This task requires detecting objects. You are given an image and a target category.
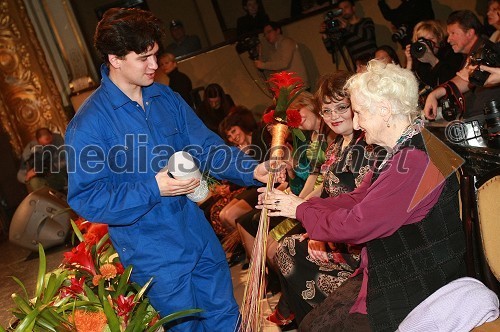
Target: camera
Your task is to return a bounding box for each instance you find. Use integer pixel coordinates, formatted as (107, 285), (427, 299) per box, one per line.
(469, 41), (500, 87)
(483, 99), (500, 149)
(391, 25), (407, 43)
(324, 8), (344, 40)
(410, 38), (433, 59)
(236, 35), (260, 60)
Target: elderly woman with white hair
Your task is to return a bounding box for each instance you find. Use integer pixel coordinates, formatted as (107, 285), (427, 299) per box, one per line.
(258, 59), (466, 331)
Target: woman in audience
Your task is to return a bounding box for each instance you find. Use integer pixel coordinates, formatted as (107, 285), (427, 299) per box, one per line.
(374, 45), (401, 66)
(266, 71), (374, 327)
(258, 60), (466, 331)
(404, 20), (465, 88)
(487, 0), (500, 42)
(196, 83), (234, 134)
(236, 0), (270, 37)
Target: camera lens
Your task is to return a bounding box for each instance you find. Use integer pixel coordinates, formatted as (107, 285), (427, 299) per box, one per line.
(410, 41), (426, 59)
(483, 99), (500, 149)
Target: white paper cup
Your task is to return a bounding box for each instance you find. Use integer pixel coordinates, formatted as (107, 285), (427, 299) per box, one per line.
(167, 151), (209, 202)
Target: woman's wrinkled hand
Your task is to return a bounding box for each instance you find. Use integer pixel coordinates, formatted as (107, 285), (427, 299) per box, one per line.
(256, 187), (305, 218)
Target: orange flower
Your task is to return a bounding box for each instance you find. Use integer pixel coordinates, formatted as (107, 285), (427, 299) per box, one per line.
(92, 274), (103, 286)
(72, 309), (107, 332)
(100, 263), (117, 280)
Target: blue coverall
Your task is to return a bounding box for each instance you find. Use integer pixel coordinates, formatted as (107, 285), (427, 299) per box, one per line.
(65, 65), (261, 331)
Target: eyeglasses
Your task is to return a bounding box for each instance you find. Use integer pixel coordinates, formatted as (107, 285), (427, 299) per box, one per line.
(319, 104), (351, 117)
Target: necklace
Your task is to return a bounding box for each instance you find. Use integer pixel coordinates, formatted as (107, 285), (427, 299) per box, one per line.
(376, 119), (424, 171)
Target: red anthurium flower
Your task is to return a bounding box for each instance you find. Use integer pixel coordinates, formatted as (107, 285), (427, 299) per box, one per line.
(263, 110), (276, 124)
(114, 294), (136, 322)
(286, 109), (302, 128)
(63, 242), (97, 275)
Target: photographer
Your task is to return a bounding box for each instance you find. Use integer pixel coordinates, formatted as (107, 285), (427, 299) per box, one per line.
(17, 127), (66, 193)
(378, 0), (435, 47)
(321, 0), (377, 70)
(254, 21), (309, 88)
(405, 20), (465, 88)
(424, 10), (500, 120)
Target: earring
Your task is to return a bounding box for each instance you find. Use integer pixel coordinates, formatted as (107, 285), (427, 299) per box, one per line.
(386, 121), (390, 128)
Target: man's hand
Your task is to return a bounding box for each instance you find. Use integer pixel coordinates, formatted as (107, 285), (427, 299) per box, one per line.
(253, 160), (286, 184)
(155, 170), (200, 196)
(423, 86), (445, 120)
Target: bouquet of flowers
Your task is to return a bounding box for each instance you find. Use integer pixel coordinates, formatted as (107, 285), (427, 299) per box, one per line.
(262, 71), (307, 145)
(3, 217), (200, 332)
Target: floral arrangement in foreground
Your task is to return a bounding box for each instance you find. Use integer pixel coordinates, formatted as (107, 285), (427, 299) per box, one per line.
(2, 217), (200, 332)
(262, 71), (307, 145)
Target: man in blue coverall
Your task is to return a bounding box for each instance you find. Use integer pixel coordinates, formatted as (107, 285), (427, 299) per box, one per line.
(65, 8), (280, 331)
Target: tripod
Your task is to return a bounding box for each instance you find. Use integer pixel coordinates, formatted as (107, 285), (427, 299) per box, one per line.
(328, 36), (354, 72)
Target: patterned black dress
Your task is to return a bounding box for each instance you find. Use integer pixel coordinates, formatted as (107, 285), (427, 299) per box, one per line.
(274, 131), (373, 324)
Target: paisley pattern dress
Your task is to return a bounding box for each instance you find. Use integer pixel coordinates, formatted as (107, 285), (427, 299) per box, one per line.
(275, 131), (373, 323)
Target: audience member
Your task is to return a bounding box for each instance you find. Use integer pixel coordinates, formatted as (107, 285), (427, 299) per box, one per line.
(17, 127), (66, 193)
(404, 20), (465, 88)
(236, 0), (270, 37)
(377, 0), (435, 47)
(65, 8), (281, 331)
(374, 45), (401, 66)
(487, 0), (500, 42)
(267, 71), (374, 327)
(424, 10), (500, 119)
(196, 83), (235, 134)
(164, 19), (202, 58)
(321, 0), (377, 71)
(254, 21), (309, 88)
(156, 52), (194, 107)
(258, 60), (466, 331)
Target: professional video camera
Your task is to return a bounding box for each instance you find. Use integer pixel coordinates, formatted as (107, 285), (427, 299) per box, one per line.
(323, 7), (344, 40)
(469, 41), (500, 87)
(236, 35), (261, 61)
(410, 37), (434, 59)
(391, 25), (408, 43)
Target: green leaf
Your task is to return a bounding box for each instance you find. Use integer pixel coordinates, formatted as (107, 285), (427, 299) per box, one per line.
(13, 307), (40, 332)
(133, 278), (152, 303)
(146, 309), (203, 332)
(126, 300), (150, 332)
(10, 276), (29, 299)
(114, 265), (133, 298)
(101, 293), (121, 332)
(83, 283), (99, 303)
(96, 233), (110, 253)
(291, 128), (306, 142)
(70, 220), (84, 243)
(11, 293), (33, 315)
(35, 244), (47, 302)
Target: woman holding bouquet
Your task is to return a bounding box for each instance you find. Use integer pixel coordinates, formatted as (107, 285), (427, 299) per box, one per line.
(258, 60), (466, 331)
(265, 71), (375, 328)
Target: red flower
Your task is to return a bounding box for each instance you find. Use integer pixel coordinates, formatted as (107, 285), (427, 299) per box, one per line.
(286, 109), (302, 128)
(263, 110), (276, 124)
(74, 217), (91, 233)
(84, 223), (109, 246)
(114, 294), (136, 322)
(114, 262), (125, 275)
(60, 276), (86, 298)
(63, 242), (97, 275)
(268, 71), (304, 97)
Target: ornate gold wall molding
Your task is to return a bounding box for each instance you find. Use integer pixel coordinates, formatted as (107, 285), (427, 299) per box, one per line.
(0, 0), (68, 157)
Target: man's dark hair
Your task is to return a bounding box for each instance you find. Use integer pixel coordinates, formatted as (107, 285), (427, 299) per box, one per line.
(447, 10), (483, 36)
(94, 8), (165, 63)
(265, 21), (282, 32)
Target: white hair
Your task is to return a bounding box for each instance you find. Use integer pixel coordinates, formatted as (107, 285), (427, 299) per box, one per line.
(345, 59), (420, 121)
